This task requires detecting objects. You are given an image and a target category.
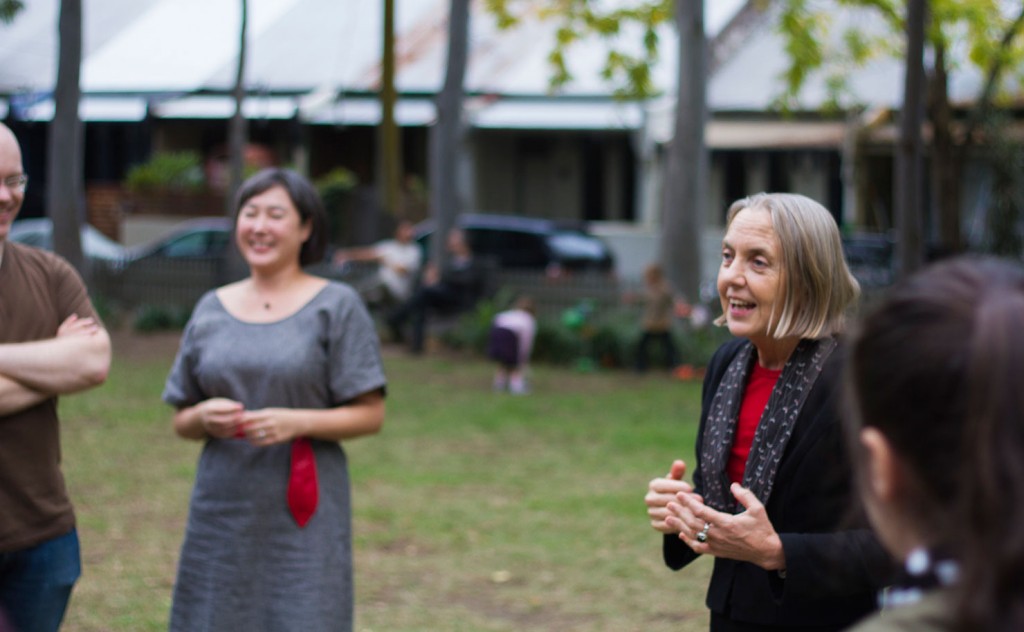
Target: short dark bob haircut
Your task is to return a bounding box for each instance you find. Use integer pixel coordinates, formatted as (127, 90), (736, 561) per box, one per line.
(233, 168), (328, 266)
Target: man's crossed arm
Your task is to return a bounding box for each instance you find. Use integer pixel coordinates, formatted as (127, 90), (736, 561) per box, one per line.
(0, 315), (112, 416)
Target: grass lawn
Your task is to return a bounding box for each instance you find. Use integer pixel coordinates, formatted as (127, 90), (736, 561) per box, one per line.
(58, 332), (713, 631)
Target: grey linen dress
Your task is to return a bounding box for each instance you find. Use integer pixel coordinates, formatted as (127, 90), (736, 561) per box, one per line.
(162, 283), (386, 632)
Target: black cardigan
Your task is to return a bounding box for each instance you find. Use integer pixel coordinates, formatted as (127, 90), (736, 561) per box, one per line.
(664, 338), (892, 629)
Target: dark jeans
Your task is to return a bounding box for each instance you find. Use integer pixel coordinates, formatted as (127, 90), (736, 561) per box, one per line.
(389, 284), (466, 352)
(0, 528), (81, 632)
(635, 330), (678, 372)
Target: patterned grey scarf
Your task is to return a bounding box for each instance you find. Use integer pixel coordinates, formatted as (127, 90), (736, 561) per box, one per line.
(698, 337), (837, 513)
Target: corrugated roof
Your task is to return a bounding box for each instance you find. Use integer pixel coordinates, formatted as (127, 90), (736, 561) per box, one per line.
(1, 0), (743, 100)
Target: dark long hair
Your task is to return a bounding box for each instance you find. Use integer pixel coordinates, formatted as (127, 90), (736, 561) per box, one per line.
(233, 168), (328, 266)
(846, 256), (1024, 632)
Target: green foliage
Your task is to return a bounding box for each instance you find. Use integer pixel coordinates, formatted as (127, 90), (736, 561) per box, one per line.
(777, 0), (827, 110)
(531, 318), (585, 364)
(87, 292), (124, 332)
(776, 0), (1024, 111)
(487, 0), (669, 98)
(123, 151), (205, 193)
(314, 167), (359, 244)
(0, 0), (23, 23)
(315, 166), (358, 195)
(131, 304), (193, 332)
(979, 112), (1024, 257)
(444, 295), (730, 370)
(440, 289), (508, 352)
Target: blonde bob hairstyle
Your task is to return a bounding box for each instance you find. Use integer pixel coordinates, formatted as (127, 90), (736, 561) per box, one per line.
(714, 192), (860, 339)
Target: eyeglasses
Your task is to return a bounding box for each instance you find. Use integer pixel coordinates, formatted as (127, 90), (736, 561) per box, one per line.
(1, 174), (28, 192)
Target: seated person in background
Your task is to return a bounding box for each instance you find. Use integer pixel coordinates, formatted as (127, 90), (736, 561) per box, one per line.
(844, 256), (1024, 632)
(332, 219), (422, 307)
(388, 228), (483, 353)
(487, 296), (537, 394)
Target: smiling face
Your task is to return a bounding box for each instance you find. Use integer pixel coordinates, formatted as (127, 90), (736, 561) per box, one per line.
(717, 207), (785, 349)
(0, 125), (25, 243)
(235, 185), (311, 273)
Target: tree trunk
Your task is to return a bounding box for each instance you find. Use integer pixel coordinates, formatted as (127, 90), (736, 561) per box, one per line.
(47, 0), (84, 276)
(227, 0), (248, 214)
(220, 0), (249, 283)
(429, 0), (469, 271)
(948, 4), (1024, 254)
(660, 0), (707, 302)
(894, 0), (926, 277)
(379, 0), (402, 219)
(927, 41), (959, 257)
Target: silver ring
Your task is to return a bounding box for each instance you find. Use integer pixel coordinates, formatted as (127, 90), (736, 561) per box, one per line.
(257, 429), (266, 439)
(696, 522), (711, 543)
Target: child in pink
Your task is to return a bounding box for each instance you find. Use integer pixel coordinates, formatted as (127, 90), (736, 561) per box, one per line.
(487, 296), (537, 394)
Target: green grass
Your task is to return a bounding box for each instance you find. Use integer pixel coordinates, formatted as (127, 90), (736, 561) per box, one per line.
(59, 334), (713, 631)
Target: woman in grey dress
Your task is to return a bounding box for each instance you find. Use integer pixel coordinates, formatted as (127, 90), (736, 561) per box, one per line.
(163, 168), (386, 631)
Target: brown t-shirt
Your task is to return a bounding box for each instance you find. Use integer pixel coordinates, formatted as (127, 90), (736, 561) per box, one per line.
(0, 241), (99, 552)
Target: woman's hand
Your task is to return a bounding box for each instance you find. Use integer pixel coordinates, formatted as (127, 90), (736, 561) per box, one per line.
(194, 397), (245, 439)
(667, 482), (786, 571)
(242, 408), (302, 446)
(646, 460), (703, 534)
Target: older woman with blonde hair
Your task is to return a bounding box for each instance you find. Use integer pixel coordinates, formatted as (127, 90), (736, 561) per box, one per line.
(644, 193), (891, 631)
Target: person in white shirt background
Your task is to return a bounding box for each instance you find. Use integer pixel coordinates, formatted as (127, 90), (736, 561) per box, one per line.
(333, 219), (422, 308)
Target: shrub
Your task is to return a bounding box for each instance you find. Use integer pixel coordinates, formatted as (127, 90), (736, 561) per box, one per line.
(440, 287), (517, 353)
(124, 151), (205, 193)
(444, 297), (732, 371)
(89, 292), (123, 331)
(315, 168), (359, 245)
(132, 304), (192, 333)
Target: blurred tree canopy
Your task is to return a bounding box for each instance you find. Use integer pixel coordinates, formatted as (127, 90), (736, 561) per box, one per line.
(777, 0), (1024, 258)
(0, 0), (23, 23)
(484, 0), (671, 99)
(486, 0), (1024, 264)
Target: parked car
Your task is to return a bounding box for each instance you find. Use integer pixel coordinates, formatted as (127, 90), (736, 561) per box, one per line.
(126, 217), (233, 262)
(414, 213), (616, 277)
(9, 217), (127, 265)
(842, 232), (894, 289)
(105, 217), (237, 308)
(105, 217), (379, 309)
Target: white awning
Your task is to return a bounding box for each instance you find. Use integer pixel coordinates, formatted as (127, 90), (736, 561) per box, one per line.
(706, 120), (848, 149)
(305, 98), (436, 126)
(14, 96), (149, 122)
(151, 95), (299, 120)
(470, 99), (643, 130)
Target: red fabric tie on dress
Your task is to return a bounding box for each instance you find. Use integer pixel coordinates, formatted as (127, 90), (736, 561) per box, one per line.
(287, 437), (319, 527)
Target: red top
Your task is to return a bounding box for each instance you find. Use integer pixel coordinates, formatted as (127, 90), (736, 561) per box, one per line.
(726, 363), (783, 486)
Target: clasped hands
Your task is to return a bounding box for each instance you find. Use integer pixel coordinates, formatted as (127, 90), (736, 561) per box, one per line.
(194, 398), (299, 446)
(645, 459), (786, 571)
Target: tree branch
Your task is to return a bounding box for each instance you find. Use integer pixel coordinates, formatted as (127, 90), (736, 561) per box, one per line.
(960, 4), (1024, 145)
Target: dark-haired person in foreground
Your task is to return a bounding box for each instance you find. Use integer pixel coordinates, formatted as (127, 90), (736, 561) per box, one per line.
(844, 256), (1024, 632)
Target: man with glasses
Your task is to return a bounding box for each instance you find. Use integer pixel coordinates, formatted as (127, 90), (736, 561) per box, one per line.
(0, 122), (111, 632)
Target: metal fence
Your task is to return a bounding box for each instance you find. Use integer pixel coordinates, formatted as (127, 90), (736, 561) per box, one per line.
(91, 257), (638, 323)
(490, 270), (640, 319)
